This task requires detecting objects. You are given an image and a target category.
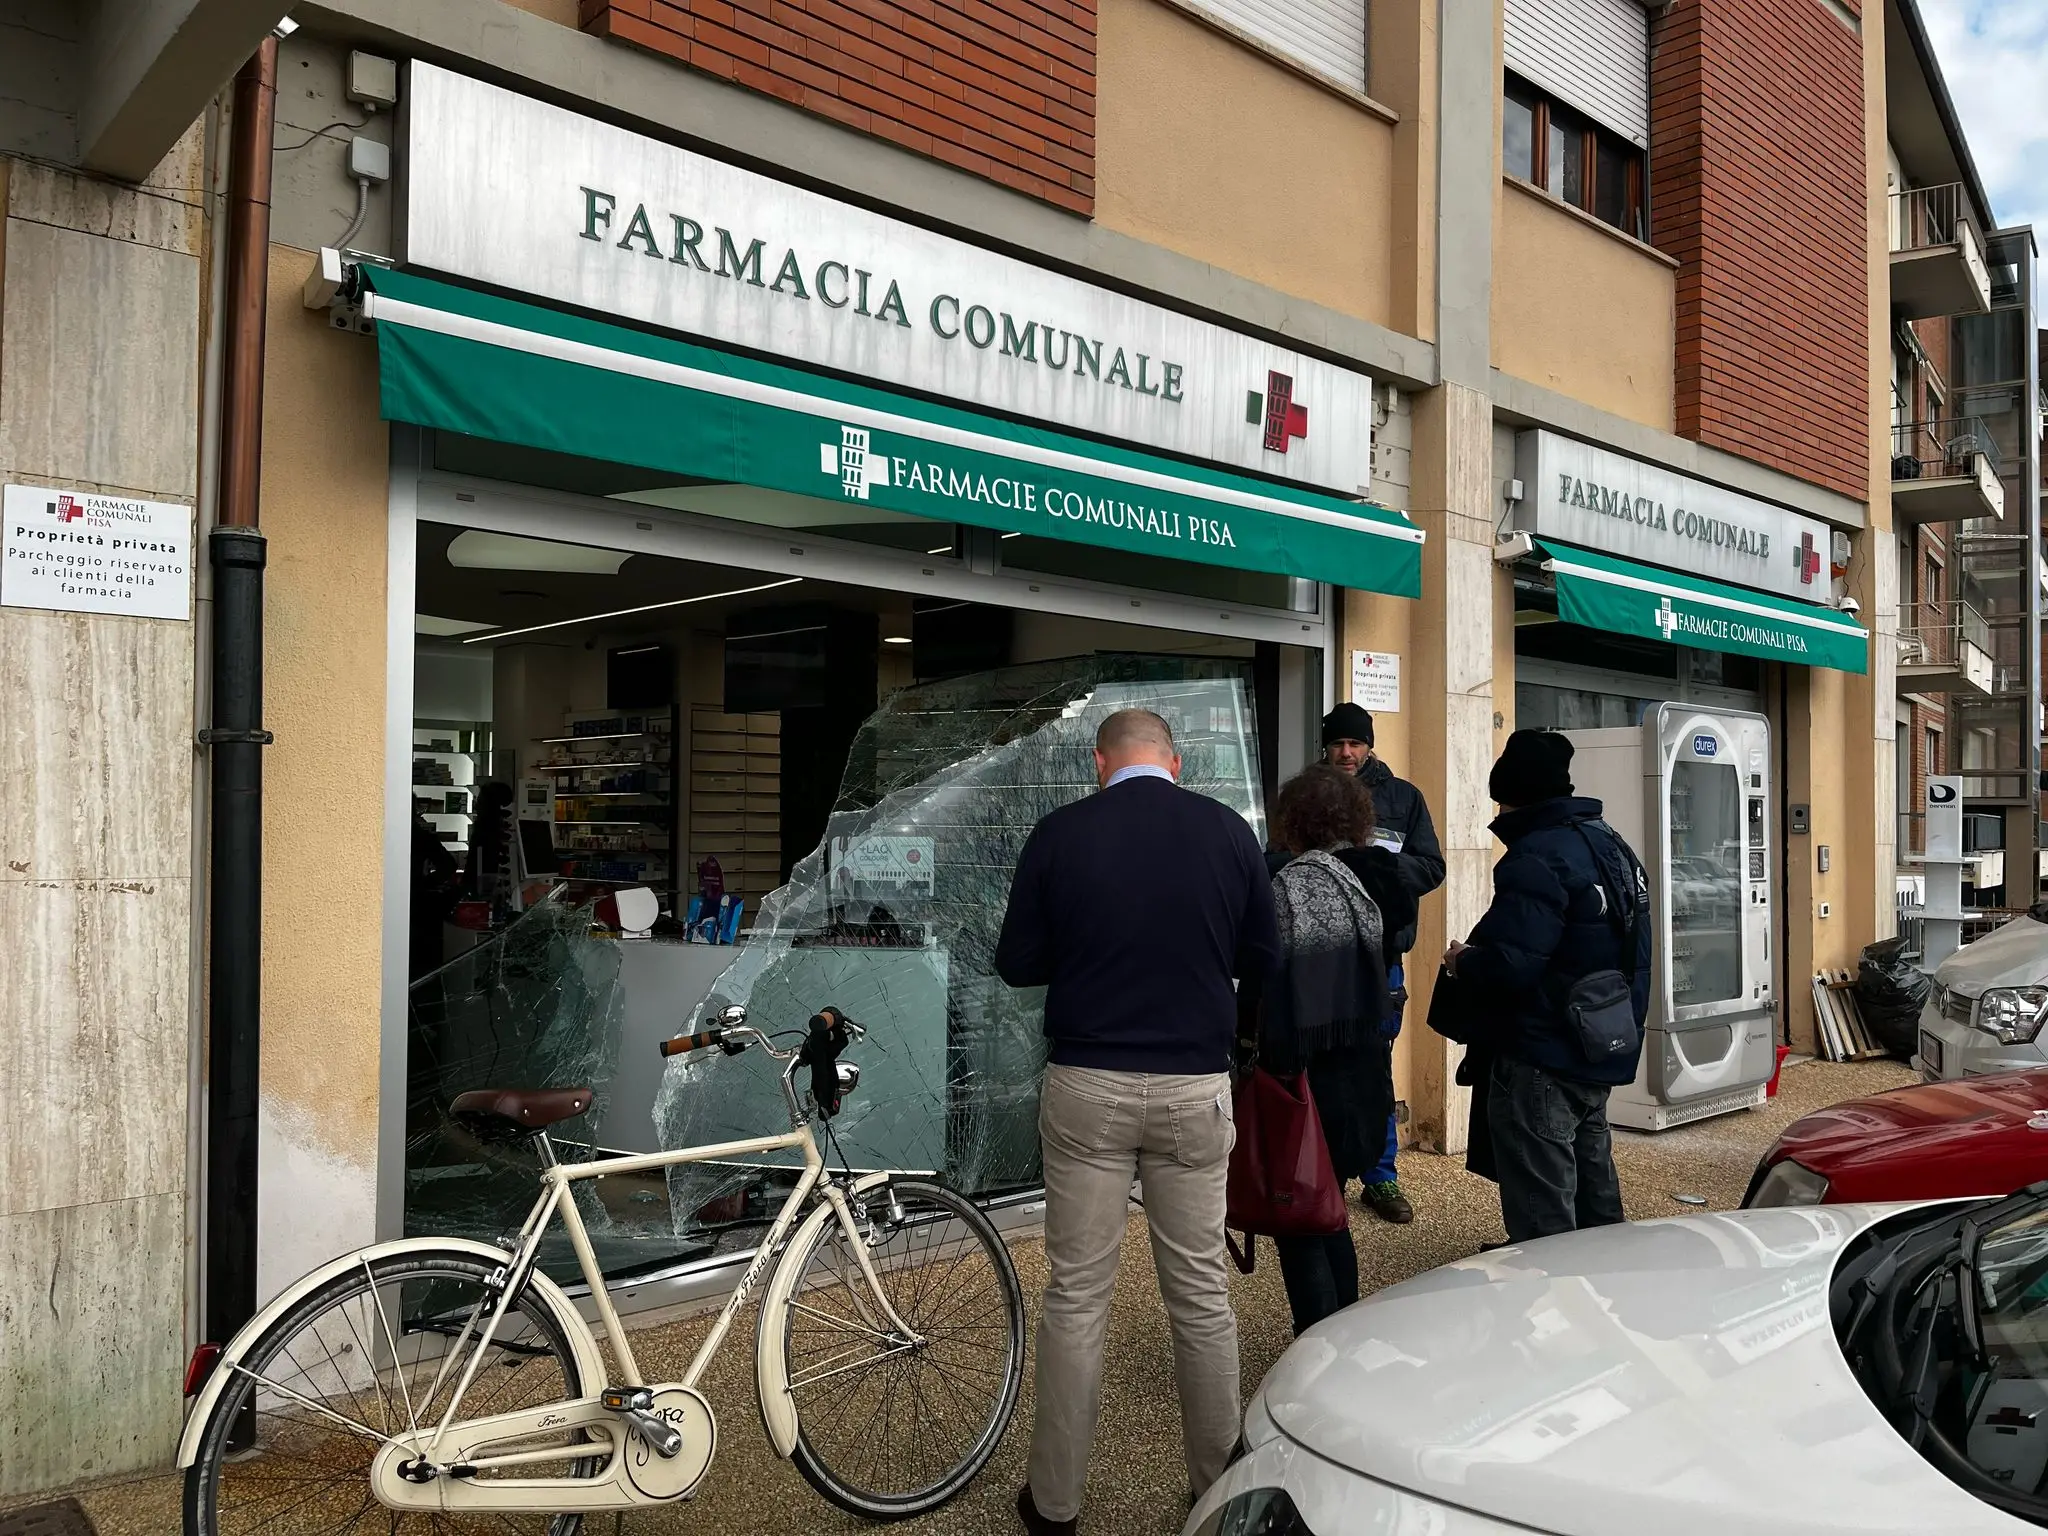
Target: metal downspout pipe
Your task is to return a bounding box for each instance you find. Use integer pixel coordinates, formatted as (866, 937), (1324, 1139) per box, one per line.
(201, 34), (277, 1373)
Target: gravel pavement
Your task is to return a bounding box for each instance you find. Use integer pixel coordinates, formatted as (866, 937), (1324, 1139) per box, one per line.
(41, 1055), (1914, 1536)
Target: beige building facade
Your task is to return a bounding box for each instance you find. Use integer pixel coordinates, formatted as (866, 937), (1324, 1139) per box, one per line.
(3, 0), (1987, 1499)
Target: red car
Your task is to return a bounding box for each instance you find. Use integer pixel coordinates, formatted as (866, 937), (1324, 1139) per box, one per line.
(1742, 1067), (2048, 1207)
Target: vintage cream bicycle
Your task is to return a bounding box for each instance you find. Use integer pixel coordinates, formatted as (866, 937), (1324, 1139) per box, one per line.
(178, 1005), (1025, 1533)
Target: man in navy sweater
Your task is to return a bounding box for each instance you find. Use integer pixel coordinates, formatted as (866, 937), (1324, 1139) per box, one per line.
(997, 707), (1279, 1536)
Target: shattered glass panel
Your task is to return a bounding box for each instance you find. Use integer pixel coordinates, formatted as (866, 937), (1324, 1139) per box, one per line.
(654, 653), (1264, 1260)
(404, 654), (1266, 1283)
(406, 897), (687, 1282)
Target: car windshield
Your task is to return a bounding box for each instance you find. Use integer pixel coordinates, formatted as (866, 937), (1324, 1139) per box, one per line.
(1834, 1189), (2048, 1524)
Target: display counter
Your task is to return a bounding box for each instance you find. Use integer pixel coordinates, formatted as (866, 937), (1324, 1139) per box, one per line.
(600, 938), (744, 1153)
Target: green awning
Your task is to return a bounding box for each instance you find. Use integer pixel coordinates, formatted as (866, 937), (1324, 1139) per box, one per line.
(359, 269), (1423, 597)
(1539, 540), (1869, 674)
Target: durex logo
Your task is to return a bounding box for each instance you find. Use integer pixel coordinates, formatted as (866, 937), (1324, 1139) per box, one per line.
(1692, 735), (1718, 758)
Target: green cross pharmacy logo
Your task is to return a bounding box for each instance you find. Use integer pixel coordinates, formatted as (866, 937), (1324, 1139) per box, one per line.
(1655, 596), (1680, 639)
(819, 424), (887, 501)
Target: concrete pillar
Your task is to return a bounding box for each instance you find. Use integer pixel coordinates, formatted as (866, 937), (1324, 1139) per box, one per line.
(1400, 0), (1500, 1153)
(1405, 383), (1503, 1151)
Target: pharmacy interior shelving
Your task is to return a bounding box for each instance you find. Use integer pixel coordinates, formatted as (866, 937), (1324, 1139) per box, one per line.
(412, 718), (494, 856)
(539, 705), (677, 895)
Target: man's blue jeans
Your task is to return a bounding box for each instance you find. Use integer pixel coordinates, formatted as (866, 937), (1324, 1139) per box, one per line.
(1372, 965), (1404, 1185)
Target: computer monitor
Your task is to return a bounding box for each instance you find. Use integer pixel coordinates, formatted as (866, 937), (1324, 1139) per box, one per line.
(517, 818), (559, 878)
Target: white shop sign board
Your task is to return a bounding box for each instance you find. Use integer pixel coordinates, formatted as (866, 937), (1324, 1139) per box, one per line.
(401, 63), (1374, 496)
(1351, 649), (1400, 712)
(1513, 430), (1834, 602)
(2, 483), (192, 620)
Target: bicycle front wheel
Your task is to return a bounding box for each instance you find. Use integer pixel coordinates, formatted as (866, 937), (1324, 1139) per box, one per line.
(773, 1176), (1025, 1520)
(184, 1247), (596, 1536)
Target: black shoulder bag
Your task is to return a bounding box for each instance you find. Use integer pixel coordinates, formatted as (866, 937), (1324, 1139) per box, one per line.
(1563, 824), (1646, 1067)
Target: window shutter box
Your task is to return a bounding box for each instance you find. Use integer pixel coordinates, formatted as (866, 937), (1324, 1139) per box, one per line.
(1505, 0), (1650, 148)
(1185, 0), (1367, 94)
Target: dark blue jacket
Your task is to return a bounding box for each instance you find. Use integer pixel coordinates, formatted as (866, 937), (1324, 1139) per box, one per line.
(1455, 796), (1652, 1086)
(995, 774), (1280, 1075)
(1358, 759), (1445, 959)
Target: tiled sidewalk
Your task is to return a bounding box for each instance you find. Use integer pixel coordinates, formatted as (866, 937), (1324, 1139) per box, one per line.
(29, 1057), (1912, 1536)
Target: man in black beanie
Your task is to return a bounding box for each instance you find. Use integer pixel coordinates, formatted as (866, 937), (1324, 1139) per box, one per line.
(1443, 729), (1651, 1243)
(1314, 701), (1444, 1225)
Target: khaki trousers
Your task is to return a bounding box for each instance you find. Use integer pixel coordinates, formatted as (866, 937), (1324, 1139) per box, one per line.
(1028, 1064), (1239, 1523)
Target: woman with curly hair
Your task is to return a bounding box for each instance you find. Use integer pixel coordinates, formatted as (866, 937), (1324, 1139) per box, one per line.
(1254, 763), (1409, 1334)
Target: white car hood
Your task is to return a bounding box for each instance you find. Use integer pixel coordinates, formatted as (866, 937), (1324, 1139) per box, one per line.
(1260, 1206), (2011, 1536)
(1936, 914), (2048, 995)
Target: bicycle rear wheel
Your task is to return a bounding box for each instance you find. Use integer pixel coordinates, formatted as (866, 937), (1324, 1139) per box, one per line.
(773, 1177), (1024, 1520)
(184, 1248), (596, 1536)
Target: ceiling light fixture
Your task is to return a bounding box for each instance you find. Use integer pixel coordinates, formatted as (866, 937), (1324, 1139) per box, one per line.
(882, 635), (913, 645)
(446, 530), (631, 575)
(463, 576), (803, 644)
(415, 614), (495, 637)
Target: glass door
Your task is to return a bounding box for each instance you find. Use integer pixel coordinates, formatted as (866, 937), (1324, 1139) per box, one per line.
(1667, 755), (1745, 1007)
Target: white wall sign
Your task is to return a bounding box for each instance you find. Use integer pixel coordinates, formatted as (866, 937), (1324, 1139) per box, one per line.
(830, 835), (937, 898)
(2, 483), (192, 620)
(1513, 431), (1834, 602)
(1350, 649), (1401, 712)
(1925, 775), (1963, 861)
(400, 63), (1374, 496)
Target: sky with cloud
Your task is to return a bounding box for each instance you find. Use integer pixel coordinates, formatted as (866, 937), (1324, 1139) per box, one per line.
(1919, 0), (2048, 235)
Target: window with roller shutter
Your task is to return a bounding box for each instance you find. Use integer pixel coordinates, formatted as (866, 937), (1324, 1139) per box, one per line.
(1500, 0), (1652, 241)
(1503, 0), (1650, 148)
(1178, 0), (1369, 94)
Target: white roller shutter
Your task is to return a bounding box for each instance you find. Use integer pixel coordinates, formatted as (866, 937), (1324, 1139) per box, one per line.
(1504, 0), (1650, 148)
(1183, 0), (1368, 93)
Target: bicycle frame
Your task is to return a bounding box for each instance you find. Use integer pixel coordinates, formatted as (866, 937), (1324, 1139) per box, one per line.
(407, 1041), (921, 1482)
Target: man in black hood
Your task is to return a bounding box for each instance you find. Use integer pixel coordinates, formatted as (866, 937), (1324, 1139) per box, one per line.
(1444, 729), (1651, 1243)
(1316, 701), (1444, 1224)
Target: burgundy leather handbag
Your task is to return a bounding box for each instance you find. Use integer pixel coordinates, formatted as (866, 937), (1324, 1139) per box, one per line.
(1224, 1066), (1346, 1274)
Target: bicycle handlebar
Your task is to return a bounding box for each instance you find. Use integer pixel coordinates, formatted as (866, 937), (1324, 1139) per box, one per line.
(657, 1009), (866, 1061)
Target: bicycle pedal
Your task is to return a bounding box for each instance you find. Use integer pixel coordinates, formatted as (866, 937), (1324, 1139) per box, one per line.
(600, 1385), (654, 1413)
(624, 1409), (684, 1460)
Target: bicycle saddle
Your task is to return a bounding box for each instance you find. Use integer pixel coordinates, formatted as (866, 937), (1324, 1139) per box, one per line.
(449, 1087), (593, 1135)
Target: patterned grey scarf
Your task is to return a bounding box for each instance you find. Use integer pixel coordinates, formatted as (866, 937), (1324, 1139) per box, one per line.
(1269, 849), (1385, 1060)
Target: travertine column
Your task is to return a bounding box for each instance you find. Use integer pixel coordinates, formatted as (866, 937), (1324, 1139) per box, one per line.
(1404, 383), (1499, 1152)
(0, 132), (207, 1493)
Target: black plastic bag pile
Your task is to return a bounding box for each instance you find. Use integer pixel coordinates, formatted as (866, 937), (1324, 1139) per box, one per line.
(1856, 935), (1930, 1058)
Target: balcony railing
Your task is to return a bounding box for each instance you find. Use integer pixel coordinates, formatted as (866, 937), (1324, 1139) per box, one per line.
(1892, 415), (2007, 523)
(1892, 182), (1975, 253)
(1894, 414), (1994, 478)
(1890, 182), (1993, 318)
(1898, 598), (1992, 663)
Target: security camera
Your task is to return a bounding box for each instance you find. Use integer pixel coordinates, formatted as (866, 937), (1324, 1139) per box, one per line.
(1839, 597), (1861, 615)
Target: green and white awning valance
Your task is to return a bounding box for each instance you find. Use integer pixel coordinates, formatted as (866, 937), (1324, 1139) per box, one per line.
(1539, 540), (1869, 674)
(359, 269), (1423, 597)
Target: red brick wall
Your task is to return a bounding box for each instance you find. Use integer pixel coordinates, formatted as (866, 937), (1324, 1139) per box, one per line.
(580, 0), (1097, 214)
(1650, 0), (1869, 500)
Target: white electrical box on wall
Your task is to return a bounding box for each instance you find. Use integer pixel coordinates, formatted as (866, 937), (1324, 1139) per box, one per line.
(347, 51), (400, 110)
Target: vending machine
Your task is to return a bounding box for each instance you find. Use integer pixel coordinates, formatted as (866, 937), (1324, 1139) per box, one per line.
(1566, 706), (1778, 1131)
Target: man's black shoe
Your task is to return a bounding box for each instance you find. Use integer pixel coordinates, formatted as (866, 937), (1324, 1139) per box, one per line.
(1364, 1179), (1415, 1224)
(1018, 1484), (1077, 1536)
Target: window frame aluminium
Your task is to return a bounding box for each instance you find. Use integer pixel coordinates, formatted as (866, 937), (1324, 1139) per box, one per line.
(1503, 71), (1647, 241)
